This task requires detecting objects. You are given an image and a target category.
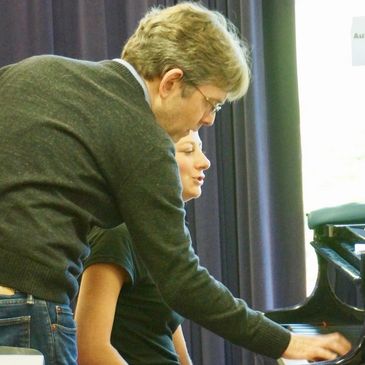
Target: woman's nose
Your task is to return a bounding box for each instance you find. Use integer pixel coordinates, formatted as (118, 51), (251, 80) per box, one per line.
(198, 152), (210, 170)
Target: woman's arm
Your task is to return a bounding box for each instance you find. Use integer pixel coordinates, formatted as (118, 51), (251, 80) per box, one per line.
(75, 262), (130, 365)
(173, 325), (193, 365)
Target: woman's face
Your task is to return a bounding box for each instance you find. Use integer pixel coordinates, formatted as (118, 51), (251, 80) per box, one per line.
(175, 131), (210, 202)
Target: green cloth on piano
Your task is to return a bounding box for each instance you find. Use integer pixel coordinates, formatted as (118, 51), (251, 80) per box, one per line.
(307, 202), (365, 229)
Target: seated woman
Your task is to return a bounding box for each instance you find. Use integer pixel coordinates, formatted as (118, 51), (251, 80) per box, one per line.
(75, 130), (210, 365)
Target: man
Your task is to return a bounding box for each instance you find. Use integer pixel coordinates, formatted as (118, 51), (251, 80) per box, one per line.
(0, 2), (350, 364)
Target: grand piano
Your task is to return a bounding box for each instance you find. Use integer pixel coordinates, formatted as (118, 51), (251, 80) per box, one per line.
(265, 203), (365, 365)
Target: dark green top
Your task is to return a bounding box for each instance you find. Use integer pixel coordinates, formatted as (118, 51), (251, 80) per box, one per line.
(85, 224), (184, 364)
(0, 55), (290, 358)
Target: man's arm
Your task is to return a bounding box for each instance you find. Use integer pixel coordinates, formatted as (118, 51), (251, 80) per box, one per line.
(119, 143), (290, 357)
(110, 122), (350, 360)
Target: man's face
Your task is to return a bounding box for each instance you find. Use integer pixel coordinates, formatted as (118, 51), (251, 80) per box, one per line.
(154, 81), (227, 142)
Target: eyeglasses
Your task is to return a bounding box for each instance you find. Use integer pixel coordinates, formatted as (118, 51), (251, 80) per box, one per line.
(192, 84), (224, 115)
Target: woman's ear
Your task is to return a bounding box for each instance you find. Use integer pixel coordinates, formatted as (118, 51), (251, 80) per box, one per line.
(158, 68), (184, 98)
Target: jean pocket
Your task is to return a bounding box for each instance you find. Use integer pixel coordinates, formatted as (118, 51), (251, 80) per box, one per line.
(52, 305), (77, 365)
(54, 305), (76, 334)
(0, 315), (30, 348)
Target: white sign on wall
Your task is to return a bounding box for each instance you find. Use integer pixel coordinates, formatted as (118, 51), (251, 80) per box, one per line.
(352, 16), (365, 65)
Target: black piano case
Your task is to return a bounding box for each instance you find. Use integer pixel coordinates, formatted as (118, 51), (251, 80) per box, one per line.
(266, 202), (365, 365)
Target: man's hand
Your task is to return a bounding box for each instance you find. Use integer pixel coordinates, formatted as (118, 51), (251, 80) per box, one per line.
(282, 332), (352, 361)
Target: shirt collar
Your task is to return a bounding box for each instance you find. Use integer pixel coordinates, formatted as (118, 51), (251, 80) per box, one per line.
(113, 58), (151, 107)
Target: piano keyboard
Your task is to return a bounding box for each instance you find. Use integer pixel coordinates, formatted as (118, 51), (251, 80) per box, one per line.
(277, 324), (364, 365)
(281, 323), (363, 346)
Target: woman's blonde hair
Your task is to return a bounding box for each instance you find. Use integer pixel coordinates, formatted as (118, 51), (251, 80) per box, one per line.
(122, 2), (250, 101)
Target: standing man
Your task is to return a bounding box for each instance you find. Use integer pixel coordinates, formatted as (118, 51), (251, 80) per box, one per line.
(0, 2), (350, 364)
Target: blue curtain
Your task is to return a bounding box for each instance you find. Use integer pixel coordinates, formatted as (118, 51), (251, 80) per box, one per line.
(0, 1), (305, 364)
(185, 1), (305, 364)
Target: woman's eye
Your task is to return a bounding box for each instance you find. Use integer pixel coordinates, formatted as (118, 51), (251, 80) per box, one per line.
(178, 149), (193, 154)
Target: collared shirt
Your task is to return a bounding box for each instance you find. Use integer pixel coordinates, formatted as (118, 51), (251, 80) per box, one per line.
(113, 58), (151, 106)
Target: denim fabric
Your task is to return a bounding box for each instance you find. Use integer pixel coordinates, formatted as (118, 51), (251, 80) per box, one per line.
(0, 292), (77, 365)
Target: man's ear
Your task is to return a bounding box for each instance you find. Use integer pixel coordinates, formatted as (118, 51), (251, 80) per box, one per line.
(159, 68), (184, 98)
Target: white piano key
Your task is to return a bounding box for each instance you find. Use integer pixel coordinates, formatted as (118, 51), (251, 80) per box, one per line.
(277, 359), (309, 365)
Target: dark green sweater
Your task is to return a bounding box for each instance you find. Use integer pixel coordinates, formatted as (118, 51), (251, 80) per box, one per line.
(0, 55), (290, 358)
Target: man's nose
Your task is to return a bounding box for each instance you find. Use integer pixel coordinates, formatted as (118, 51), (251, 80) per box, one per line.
(200, 112), (216, 127)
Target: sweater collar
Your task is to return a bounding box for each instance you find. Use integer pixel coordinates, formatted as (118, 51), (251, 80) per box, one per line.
(113, 59), (151, 107)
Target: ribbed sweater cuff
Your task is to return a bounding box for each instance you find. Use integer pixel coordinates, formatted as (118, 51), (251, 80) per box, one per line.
(250, 317), (291, 359)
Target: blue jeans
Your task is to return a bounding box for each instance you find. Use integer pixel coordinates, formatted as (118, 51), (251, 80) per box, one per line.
(0, 291), (77, 365)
